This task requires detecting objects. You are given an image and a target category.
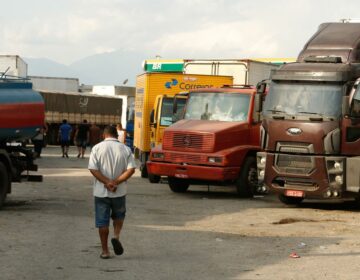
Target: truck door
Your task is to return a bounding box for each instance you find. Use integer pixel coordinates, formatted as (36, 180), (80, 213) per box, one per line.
(343, 82), (360, 155)
(344, 83), (360, 191)
(150, 95), (162, 149)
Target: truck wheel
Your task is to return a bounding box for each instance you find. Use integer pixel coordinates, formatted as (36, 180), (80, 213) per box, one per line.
(0, 162), (10, 209)
(236, 156), (258, 197)
(141, 164), (148, 178)
(278, 194), (304, 205)
(168, 177), (189, 193)
(148, 173), (161, 183)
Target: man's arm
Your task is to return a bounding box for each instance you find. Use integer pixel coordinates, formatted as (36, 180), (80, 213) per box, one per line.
(113, 168), (135, 185)
(89, 169), (116, 192)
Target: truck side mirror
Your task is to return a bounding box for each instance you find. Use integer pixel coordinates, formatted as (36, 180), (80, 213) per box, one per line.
(256, 81), (266, 94)
(252, 93), (263, 123)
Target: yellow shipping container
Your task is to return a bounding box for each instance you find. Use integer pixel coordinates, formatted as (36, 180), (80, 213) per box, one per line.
(134, 72), (233, 176)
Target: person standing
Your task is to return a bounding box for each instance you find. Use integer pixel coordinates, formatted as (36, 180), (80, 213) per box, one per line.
(32, 123), (48, 158)
(75, 119), (90, 158)
(116, 123), (126, 144)
(89, 123), (102, 149)
(88, 125), (136, 259)
(58, 119), (72, 158)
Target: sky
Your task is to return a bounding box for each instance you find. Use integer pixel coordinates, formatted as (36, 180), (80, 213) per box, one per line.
(0, 0), (359, 65)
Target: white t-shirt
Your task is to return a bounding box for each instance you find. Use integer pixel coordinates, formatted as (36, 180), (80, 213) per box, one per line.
(88, 138), (136, 198)
(117, 130), (125, 143)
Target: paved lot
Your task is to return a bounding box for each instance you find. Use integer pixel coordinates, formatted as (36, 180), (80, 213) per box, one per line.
(1, 146), (360, 280)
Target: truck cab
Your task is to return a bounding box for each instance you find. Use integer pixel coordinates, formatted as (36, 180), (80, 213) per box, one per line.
(147, 86), (263, 196)
(150, 94), (187, 149)
(257, 22), (360, 204)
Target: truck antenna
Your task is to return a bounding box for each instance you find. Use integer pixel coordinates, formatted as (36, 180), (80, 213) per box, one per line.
(0, 66), (10, 78)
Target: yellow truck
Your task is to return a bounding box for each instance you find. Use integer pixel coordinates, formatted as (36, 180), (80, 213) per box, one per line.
(150, 94), (187, 149)
(134, 72), (233, 177)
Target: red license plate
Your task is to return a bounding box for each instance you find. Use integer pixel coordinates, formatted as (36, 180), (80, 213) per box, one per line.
(285, 190), (304, 197)
(175, 173), (189, 179)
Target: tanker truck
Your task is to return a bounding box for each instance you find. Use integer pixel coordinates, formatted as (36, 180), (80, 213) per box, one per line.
(0, 77), (44, 208)
(256, 22), (360, 205)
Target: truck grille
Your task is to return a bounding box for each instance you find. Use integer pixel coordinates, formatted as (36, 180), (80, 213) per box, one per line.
(163, 132), (214, 152)
(275, 154), (314, 175)
(164, 153), (204, 163)
(276, 142), (314, 154)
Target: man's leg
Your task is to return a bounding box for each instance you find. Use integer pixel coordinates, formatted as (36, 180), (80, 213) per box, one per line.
(77, 144), (81, 157)
(81, 145), (86, 158)
(113, 219), (124, 239)
(61, 144), (65, 157)
(65, 144), (69, 157)
(110, 196), (126, 255)
(99, 227), (110, 256)
(95, 197), (111, 258)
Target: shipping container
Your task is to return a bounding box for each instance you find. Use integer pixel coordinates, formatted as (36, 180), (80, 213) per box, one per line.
(29, 76), (79, 93)
(0, 55), (27, 78)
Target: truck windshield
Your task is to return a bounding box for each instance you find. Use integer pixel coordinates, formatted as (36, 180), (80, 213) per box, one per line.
(264, 82), (343, 119)
(160, 97), (186, 126)
(184, 92), (250, 122)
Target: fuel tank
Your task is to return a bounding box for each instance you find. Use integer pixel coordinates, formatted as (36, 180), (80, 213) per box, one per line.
(0, 80), (44, 143)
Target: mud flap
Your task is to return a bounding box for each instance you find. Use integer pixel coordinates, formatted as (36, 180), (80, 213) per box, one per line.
(346, 157), (360, 192)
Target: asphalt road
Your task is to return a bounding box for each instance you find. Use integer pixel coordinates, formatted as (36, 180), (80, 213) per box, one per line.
(1, 146), (360, 280)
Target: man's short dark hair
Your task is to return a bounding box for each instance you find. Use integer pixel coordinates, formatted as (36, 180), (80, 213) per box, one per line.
(103, 125), (118, 137)
(62, 119), (67, 124)
(83, 119), (88, 123)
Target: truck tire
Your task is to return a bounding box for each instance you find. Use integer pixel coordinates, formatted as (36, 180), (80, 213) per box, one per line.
(278, 194), (304, 205)
(148, 173), (161, 184)
(141, 164), (148, 178)
(168, 177), (189, 193)
(0, 162), (10, 209)
(236, 156), (258, 197)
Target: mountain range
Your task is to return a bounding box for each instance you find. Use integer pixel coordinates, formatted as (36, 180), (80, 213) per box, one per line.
(24, 50), (149, 86)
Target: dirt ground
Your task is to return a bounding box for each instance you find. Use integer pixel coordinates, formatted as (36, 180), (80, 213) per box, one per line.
(1, 146), (360, 280)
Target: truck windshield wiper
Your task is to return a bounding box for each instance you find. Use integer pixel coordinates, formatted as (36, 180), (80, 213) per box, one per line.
(266, 109), (287, 114)
(297, 111), (325, 121)
(297, 111), (322, 116)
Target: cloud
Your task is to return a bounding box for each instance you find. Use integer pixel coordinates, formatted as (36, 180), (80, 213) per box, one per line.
(151, 20), (279, 59)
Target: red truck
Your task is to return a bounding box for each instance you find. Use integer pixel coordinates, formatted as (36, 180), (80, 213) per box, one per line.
(147, 86), (264, 196)
(256, 22), (360, 205)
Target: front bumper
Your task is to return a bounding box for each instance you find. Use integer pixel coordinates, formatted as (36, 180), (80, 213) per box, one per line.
(147, 161), (240, 181)
(257, 152), (349, 199)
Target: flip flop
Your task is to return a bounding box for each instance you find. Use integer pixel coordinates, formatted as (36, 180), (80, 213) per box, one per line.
(100, 253), (110, 259)
(111, 238), (124, 255)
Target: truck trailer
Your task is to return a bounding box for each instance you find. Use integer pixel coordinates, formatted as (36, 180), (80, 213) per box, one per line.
(39, 91), (122, 144)
(0, 77), (44, 208)
(256, 22), (360, 204)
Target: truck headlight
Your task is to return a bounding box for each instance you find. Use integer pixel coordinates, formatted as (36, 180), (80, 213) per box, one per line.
(335, 175), (343, 185)
(259, 170), (265, 179)
(208, 157), (223, 163)
(334, 161), (341, 170)
(152, 152), (164, 159)
(260, 157), (266, 165)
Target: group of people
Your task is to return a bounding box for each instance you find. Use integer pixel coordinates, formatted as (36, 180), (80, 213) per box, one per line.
(58, 119), (126, 158)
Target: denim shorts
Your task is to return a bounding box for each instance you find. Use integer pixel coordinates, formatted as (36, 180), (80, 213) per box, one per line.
(95, 196), (126, 228)
(76, 139), (87, 148)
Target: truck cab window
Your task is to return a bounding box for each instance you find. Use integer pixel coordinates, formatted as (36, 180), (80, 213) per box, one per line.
(185, 92), (250, 122)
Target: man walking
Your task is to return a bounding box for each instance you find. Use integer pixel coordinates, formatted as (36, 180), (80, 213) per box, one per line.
(75, 119), (90, 158)
(88, 125), (136, 259)
(58, 119), (72, 158)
